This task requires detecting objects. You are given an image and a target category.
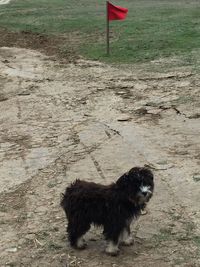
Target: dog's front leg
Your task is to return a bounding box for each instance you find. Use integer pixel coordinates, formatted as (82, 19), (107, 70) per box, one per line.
(76, 236), (87, 249)
(105, 241), (119, 256)
(104, 226), (120, 256)
(120, 219), (134, 246)
(120, 227), (134, 246)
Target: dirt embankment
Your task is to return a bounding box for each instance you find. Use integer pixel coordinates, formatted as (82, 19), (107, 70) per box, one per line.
(0, 28), (78, 63)
(0, 37), (200, 267)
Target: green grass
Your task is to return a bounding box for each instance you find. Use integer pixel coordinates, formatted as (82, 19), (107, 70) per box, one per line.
(0, 0), (200, 64)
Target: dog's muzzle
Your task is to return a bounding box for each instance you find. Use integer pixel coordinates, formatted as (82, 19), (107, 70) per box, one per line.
(138, 185), (153, 203)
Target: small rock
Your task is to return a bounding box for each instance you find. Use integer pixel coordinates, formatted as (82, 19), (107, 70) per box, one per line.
(6, 247), (18, 253)
(193, 174), (200, 182)
(0, 94), (8, 102)
(156, 160), (168, 165)
(147, 108), (162, 115)
(18, 91), (31, 96)
(116, 91), (126, 95)
(25, 234), (35, 240)
(135, 107), (148, 115)
(188, 113), (200, 119)
(141, 208), (148, 215)
(2, 59), (9, 63)
(117, 115), (132, 121)
(145, 162), (174, 170)
(27, 212), (33, 218)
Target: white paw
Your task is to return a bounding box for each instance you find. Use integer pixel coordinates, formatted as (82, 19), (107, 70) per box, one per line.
(105, 242), (119, 256)
(121, 237), (134, 246)
(76, 237), (87, 249)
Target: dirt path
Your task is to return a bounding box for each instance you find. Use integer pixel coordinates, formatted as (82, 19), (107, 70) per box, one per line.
(0, 47), (199, 267)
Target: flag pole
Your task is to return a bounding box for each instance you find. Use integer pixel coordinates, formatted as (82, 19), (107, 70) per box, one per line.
(106, 1), (110, 55)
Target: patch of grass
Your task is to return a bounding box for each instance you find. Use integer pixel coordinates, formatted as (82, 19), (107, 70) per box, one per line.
(47, 182), (57, 188)
(0, 204), (7, 212)
(153, 227), (173, 244)
(185, 221), (196, 234)
(173, 258), (185, 266)
(36, 230), (49, 240)
(193, 173), (200, 182)
(170, 213), (182, 221)
(0, 0), (200, 64)
(172, 95), (196, 105)
(48, 241), (63, 250)
(193, 236), (200, 247)
(153, 221), (197, 244)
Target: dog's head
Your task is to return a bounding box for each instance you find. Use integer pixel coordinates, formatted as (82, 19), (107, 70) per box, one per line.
(116, 167), (154, 205)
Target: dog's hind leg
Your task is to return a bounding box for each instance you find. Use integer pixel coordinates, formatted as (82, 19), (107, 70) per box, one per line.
(67, 220), (90, 249)
(104, 225), (122, 256)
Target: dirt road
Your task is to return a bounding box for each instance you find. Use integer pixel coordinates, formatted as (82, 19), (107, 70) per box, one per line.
(0, 47), (199, 266)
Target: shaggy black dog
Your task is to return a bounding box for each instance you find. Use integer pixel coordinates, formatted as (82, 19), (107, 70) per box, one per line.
(61, 167), (154, 256)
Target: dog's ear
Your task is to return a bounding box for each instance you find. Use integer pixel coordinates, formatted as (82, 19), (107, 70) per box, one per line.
(117, 167), (153, 186)
(116, 173), (130, 189)
(125, 167), (143, 182)
(116, 167), (139, 188)
(140, 167), (154, 180)
(128, 167), (153, 180)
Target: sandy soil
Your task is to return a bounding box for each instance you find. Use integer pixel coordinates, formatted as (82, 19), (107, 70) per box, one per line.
(0, 46), (200, 267)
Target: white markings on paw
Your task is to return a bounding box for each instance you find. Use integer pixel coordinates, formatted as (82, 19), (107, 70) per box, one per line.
(122, 236), (134, 246)
(105, 241), (119, 256)
(76, 237), (86, 249)
(120, 228), (134, 246)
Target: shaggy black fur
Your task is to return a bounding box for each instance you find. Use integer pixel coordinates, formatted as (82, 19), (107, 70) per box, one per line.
(61, 166), (154, 255)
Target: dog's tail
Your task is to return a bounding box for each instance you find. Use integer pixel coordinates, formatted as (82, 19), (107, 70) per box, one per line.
(60, 179), (81, 209)
(60, 189), (71, 219)
(60, 193), (65, 208)
(60, 187), (72, 208)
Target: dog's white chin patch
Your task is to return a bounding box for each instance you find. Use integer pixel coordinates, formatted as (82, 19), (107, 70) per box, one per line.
(140, 186), (152, 199)
(140, 185), (151, 193)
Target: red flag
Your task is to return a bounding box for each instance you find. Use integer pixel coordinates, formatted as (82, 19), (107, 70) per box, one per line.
(107, 1), (128, 21)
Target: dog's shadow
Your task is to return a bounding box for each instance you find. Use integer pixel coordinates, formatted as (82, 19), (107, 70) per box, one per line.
(66, 227), (150, 261)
